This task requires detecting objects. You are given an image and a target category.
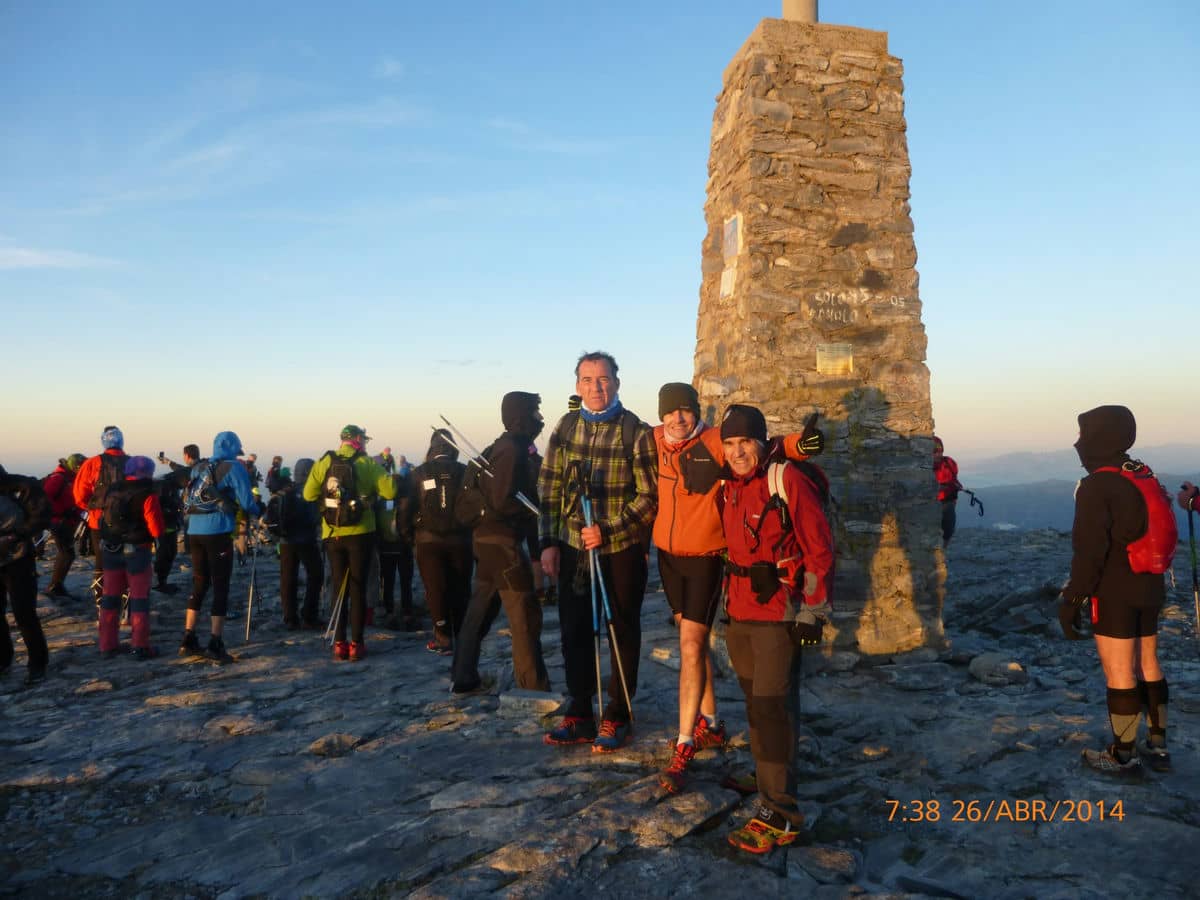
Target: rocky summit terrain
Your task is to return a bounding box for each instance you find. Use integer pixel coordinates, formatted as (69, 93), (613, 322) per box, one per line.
(2, 528), (1198, 898)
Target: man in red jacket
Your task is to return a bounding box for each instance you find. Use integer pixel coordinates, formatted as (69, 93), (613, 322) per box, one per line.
(653, 384), (825, 794)
(97, 455), (166, 659)
(73, 426), (129, 602)
(43, 453), (85, 599)
(933, 436), (962, 545)
(719, 404), (834, 855)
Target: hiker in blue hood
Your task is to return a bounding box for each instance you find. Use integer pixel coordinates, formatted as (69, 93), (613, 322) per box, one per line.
(180, 431), (262, 663)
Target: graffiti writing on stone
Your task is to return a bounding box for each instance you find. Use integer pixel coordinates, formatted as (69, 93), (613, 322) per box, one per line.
(804, 289), (910, 327)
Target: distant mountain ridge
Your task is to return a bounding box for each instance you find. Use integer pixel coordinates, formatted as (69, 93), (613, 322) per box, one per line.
(959, 443), (1200, 487)
(956, 470), (1200, 533)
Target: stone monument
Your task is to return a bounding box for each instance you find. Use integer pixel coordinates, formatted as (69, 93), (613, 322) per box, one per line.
(695, 3), (945, 654)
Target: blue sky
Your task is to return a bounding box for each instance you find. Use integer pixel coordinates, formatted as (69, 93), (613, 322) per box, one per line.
(2, 1), (1197, 477)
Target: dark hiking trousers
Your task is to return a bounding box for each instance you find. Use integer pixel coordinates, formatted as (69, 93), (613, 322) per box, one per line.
(280, 540), (323, 625)
(557, 543), (646, 722)
(379, 541), (415, 612)
(154, 530), (178, 584)
(415, 535), (472, 643)
(452, 535), (549, 691)
(326, 532), (375, 644)
(726, 619), (804, 828)
(0, 555), (49, 673)
(49, 520), (77, 588)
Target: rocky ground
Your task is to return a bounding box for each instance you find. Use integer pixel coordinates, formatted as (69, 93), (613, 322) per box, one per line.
(2, 528), (1198, 898)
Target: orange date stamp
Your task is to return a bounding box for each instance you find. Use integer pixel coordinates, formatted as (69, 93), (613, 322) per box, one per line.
(885, 798), (1125, 823)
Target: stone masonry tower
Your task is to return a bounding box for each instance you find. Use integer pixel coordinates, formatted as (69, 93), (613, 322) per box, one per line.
(695, 3), (945, 654)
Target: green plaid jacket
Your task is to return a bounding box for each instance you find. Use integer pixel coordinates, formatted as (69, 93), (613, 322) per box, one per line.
(537, 409), (658, 555)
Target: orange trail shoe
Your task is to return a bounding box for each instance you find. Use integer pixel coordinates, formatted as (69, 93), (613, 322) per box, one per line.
(692, 714), (727, 750)
(727, 806), (801, 855)
(332, 640), (350, 661)
(659, 741), (697, 794)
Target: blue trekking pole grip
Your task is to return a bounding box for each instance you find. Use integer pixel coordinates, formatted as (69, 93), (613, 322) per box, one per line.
(581, 496), (605, 722)
(580, 495), (635, 722)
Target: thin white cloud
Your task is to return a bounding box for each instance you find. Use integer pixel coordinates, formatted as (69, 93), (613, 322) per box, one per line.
(0, 246), (119, 270)
(294, 97), (423, 128)
(374, 56), (405, 80)
(486, 117), (623, 155)
(487, 117), (531, 135)
(165, 140), (243, 173)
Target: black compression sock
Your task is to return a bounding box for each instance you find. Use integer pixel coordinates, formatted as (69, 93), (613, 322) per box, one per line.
(1106, 686), (1141, 759)
(1141, 679), (1168, 745)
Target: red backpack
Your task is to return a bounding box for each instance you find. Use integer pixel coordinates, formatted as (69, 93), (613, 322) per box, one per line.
(1095, 462), (1178, 574)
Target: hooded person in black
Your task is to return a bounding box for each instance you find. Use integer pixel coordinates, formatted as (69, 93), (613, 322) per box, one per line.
(413, 429), (473, 655)
(0, 464), (51, 684)
(450, 392), (551, 694)
(1062, 405), (1171, 774)
(277, 458), (324, 629)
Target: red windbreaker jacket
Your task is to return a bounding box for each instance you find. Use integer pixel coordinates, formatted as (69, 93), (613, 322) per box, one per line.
(721, 461), (834, 622)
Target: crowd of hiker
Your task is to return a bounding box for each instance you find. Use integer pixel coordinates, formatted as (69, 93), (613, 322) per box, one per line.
(0, 358), (1191, 854)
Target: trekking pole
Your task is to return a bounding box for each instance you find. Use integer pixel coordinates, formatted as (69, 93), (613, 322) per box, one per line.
(1188, 505), (1199, 637)
(586, 527), (606, 725)
(962, 488), (985, 517)
(436, 419), (539, 515)
(324, 569), (350, 645)
(244, 540), (257, 642)
(581, 495), (634, 722)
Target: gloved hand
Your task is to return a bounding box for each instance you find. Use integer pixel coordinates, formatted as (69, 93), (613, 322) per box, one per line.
(790, 601), (830, 646)
(1178, 482), (1199, 512)
(798, 422), (824, 456)
(1058, 593), (1089, 640)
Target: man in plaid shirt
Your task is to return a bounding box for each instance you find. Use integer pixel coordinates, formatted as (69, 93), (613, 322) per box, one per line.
(539, 351), (658, 752)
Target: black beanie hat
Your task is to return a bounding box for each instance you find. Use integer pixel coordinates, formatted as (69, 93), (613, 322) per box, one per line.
(719, 404), (767, 443)
(658, 382), (700, 420)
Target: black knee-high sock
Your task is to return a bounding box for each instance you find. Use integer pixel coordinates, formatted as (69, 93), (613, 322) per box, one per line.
(1106, 687), (1141, 759)
(1138, 679), (1168, 745)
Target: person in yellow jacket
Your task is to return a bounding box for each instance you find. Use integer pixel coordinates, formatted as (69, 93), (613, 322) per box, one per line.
(303, 425), (396, 661)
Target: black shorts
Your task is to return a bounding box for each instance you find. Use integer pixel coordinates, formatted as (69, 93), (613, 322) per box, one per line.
(657, 549), (723, 627)
(1091, 596), (1160, 639)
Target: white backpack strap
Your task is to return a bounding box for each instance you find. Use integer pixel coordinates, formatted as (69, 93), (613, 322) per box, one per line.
(768, 461), (788, 506)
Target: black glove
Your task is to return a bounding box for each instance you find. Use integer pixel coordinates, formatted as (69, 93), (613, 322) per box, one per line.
(1058, 594), (1089, 640)
(798, 415), (824, 456)
(790, 618), (823, 646)
(788, 602), (828, 647)
(798, 429), (824, 456)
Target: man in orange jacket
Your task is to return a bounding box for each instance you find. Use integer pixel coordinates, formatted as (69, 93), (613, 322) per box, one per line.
(653, 383), (823, 794)
(73, 426), (129, 602)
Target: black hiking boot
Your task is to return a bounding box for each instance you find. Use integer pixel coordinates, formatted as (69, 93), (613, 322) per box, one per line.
(178, 630), (202, 657)
(204, 635), (233, 665)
